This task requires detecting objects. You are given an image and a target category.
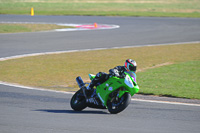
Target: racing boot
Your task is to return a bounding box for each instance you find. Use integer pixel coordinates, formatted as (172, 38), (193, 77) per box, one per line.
(86, 73), (101, 91)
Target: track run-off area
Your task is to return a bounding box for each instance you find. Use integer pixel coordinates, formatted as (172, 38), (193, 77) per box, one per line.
(0, 15), (200, 133)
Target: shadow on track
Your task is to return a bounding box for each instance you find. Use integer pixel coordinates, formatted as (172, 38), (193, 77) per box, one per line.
(34, 109), (108, 114)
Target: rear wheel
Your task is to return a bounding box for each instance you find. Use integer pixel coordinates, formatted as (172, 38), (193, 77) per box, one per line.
(107, 92), (131, 114)
(70, 89), (87, 111)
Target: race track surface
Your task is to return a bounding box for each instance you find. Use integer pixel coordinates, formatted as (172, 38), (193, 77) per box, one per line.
(0, 15), (200, 133)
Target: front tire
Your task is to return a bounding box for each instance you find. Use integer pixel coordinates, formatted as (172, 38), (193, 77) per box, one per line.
(70, 89), (87, 111)
(107, 92), (131, 114)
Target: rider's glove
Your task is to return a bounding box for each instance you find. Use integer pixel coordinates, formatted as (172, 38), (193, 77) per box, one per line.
(110, 69), (120, 77)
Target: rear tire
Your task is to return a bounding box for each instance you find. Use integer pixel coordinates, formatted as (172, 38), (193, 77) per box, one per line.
(70, 90), (87, 111)
(107, 92), (131, 114)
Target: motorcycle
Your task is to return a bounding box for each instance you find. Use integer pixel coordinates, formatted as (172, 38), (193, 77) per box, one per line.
(70, 71), (139, 114)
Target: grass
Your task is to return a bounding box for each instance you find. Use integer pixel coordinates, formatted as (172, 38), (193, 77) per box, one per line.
(0, 43), (200, 99)
(138, 61), (200, 99)
(0, 0), (200, 17)
(0, 23), (75, 33)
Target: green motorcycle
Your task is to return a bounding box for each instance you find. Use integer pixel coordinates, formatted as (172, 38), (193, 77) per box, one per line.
(70, 71), (139, 114)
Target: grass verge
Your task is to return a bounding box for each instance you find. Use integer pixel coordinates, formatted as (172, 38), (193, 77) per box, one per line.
(0, 43), (200, 99)
(0, 23), (75, 33)
(138, 61), (200, 99)
(0, 0), (200, 18)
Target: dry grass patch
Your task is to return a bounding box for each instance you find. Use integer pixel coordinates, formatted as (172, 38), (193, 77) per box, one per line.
(0, 43), (199, 92)
(0, 23), (75, 33)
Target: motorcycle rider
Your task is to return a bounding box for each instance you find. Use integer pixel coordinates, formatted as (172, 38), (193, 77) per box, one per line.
(86, 59), (137, 101)
(87, 59), (137, 91)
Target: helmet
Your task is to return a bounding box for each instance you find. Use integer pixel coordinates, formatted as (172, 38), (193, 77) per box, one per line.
(124, 59), (137, 72)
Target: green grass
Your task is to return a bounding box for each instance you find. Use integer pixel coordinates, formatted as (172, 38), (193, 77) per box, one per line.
(138, 61), (200, 99)
(0, 24), (31, 33)
(0, 0), (200, 17)
(0, 43), (200, 99)
(0, 23), (75, 33)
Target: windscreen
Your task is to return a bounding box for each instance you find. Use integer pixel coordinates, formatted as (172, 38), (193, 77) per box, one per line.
(126, 71), (137, 83)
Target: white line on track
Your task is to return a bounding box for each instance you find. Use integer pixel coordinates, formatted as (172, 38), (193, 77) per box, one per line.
(0, 41), (199, 61)
(131, 98), (200, 107)
(0, 81), (74, 95)
(0, 21), (120, 32)
(0, 81), (200, 107)
(0, 35), (200, 106)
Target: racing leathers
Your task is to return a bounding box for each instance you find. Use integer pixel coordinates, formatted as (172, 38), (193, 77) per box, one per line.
(87, 66), (128, 90)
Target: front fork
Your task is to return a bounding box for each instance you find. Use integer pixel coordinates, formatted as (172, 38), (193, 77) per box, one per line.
(109, 88), (128, 102)
(118, 88), (129, 98)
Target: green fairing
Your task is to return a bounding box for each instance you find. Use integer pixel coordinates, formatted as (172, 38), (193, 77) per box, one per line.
(88, 72), (139, 107)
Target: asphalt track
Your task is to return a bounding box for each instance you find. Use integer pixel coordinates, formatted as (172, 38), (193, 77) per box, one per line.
(0, 15), (200, 133)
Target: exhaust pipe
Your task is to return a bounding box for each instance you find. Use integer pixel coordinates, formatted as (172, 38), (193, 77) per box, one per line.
(76, 76), (85, 88)
(76, 76), (88, 99)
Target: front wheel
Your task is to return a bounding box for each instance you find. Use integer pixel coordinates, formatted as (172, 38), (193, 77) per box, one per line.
(70, 89), (87, 111)
(107, 92), (131, 114)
